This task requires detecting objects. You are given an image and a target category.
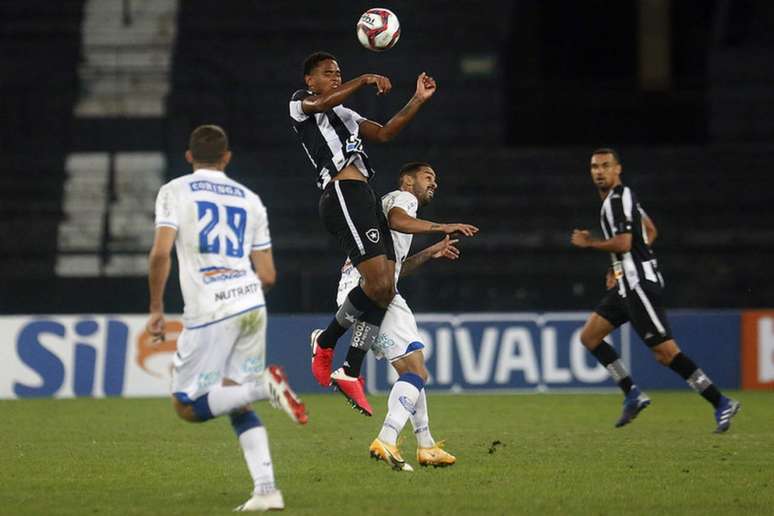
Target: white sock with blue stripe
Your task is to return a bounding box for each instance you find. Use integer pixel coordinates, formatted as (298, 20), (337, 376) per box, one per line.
(203, 379), (268, 418)
(378, 373), (424, 446)
(231, 412), (276, 495)
(410, 389), (435, 448)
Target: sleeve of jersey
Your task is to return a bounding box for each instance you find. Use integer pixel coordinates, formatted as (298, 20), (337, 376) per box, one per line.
(289, 89), (311, 122)
(343, 106), (366, 125)
(154, 185), (178, 229)
(389, 192), (419, 218)
(251, 203), (272, 251)
(610, 188), (633, 234)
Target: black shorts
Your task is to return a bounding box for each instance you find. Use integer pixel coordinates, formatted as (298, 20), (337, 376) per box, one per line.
(319, 180), (396, 266)
(594, 280), (673, 347)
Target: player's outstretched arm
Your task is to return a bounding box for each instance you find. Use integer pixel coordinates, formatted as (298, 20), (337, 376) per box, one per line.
(302, 74), (392, 114)
(359, 72), (437, 143)
(570, 229), (632, 253)
(388, 207), (478, 236)
(146, 226), (176, 342)
(400, 235), (460, 279)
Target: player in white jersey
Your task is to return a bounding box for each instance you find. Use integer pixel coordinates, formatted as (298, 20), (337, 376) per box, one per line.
(334, 162), (477, 470)
(146, 125), (307, 512)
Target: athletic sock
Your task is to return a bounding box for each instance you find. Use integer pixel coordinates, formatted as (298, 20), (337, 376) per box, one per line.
(590, 340), (635, 394)
(378, 373), (424, 446)
(230, 412), (277, 495)
(318, 286), (381, 348)
(343, 347), (367, 378)
(410, 389), (435, 448)
(343, 305), (388, 377)
(193, 380), (268, 419)
(668, 352), (722, 408)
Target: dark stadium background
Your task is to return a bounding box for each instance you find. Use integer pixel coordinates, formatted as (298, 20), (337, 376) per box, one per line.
(1, 0), (772, 315)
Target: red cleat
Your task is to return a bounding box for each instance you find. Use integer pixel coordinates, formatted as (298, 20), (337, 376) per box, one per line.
(267, 364), (308, 425)
(330, 367), (372, 416)
(310, 329), (333, 387)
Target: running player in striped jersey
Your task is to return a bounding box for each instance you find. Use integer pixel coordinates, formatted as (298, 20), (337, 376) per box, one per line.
(571, 148), (740, 433)
(146, 125), (307, 511)
(289, 51), (454, 414)
(336, 162), (477, 470)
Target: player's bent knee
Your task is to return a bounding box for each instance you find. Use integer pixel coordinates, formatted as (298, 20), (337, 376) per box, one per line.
(579, 327), (601, 350)
(363, 278), (395, 306)
(652, 340), (680, 366)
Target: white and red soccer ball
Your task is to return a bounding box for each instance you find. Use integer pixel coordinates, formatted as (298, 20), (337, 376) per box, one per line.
(356, 8), (400, 52)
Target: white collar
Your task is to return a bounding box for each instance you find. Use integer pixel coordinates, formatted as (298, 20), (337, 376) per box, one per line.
(193, 168), (225, 176)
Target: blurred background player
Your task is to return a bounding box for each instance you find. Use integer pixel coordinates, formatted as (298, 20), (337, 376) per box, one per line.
(146, 125), (308, 511)
(289, 51), (447, 412)
(337, 162), (476, 470)
(570, 148), (741, 433)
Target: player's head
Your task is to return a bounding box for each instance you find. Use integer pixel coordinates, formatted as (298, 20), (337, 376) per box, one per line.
(590, 147), (622, 191)
(303, 51), (341, 94)
(186, 124), (232, 170)
(398, 162), (437, 206)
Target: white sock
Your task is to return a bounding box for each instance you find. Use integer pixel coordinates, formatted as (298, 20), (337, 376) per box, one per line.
(378, 378), (421, 446)
(410, 389), (435, 448)
(206, 378), (268, 417)
(239, 426), (277, 495)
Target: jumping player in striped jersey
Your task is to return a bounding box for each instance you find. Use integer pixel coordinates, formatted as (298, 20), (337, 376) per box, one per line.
(571, 148), (740, 433)
(146, 125), (307, 511)
(289, 52), (466, 414)
(336, 162), (474, 470)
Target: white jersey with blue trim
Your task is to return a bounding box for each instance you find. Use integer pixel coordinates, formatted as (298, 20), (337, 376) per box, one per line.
(154, 168), (271, 328)
(336, 189), (418, 305)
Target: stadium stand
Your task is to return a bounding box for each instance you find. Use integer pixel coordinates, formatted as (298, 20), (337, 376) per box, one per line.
(1, 0), (772, 314)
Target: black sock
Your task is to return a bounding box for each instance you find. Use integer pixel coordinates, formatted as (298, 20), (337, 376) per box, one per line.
(668, 352), (722, 408)
(343, 347), (367, 377)
(318, 286), (381, 348)
(590, 340), (634, 394)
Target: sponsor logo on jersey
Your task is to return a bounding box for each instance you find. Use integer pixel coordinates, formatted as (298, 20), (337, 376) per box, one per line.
(200, 267), (247, 284)
(214, 282), (260, 302)
(344, 135), (363, 154)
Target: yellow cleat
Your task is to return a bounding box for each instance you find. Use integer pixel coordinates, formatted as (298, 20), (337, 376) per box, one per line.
(417, 441), (456, 467)
(369, 438), (414, 472)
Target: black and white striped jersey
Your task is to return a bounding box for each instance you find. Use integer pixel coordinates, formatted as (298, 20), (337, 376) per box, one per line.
(289, 89), (374, 190)
(599, 184), (664, 294)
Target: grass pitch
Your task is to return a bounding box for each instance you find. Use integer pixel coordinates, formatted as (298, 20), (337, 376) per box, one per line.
(3, 391), (772, 515)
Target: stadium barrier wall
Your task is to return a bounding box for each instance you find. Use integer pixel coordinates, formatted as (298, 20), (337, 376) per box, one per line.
(1, 310), (770, 399)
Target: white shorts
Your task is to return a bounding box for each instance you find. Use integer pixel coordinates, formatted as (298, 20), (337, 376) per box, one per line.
(367, 294), (424, 362)
(172, 307), (267, 401)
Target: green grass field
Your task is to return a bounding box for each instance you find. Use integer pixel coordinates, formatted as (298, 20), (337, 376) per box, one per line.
(3, 391), (772, 515)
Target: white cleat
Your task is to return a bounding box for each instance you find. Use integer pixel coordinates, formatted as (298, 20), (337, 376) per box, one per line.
(234, 489), (284, 512)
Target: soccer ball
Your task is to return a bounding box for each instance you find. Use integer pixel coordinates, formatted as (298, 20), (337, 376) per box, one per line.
(356, 8), (400, 52)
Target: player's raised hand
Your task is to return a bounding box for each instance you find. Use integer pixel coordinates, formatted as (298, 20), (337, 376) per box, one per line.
(430, 236), (461, 260)
(415, 72), (437, 101)
(362, 74), (392, 95)
(146, 312), (166, 345)
(442, 223), (479, 237)
(571, 229), (592, 248)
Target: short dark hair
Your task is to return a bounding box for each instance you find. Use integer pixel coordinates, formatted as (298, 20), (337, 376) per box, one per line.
(592, 147), (621, 164)
(398, 161), (432, 186)
(303, 51), (337, 76)
(189, 125), (228, 164)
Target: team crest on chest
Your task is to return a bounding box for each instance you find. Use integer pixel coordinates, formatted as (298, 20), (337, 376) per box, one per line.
(366, 228), (380, 243)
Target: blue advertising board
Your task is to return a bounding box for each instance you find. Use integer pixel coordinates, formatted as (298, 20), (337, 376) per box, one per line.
(266, 312), (740, 394)
(0, 311), (740, 399)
